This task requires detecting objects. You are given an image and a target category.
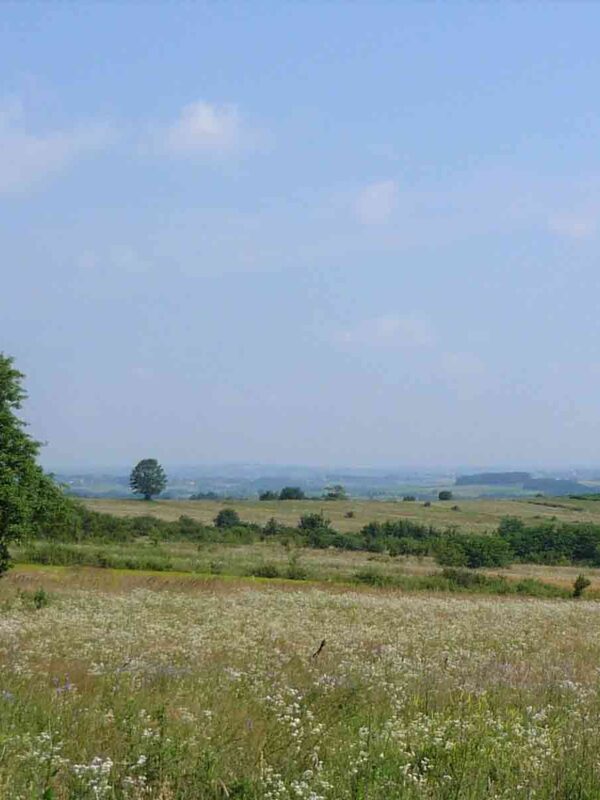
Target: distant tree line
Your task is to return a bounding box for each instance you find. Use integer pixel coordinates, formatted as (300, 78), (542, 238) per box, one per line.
(456, 472), (531, 486)
(455, 472), (593, 496)
(259, 484), (348, 501)
(259, 486), (306, 500)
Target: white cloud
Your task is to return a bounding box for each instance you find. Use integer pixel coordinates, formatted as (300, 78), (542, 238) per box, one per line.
(336, 313), (436, 348)
(0, 100), (113, 194)
(161, 100), (248, 158)
(354, 179), (398, 224)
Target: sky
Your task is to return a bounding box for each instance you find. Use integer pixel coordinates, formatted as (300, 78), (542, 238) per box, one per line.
(2, 2), (600, 470)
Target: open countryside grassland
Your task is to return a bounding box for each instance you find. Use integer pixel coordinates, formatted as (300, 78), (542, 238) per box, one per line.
(15, 539), (600, 594)
(3, 568), (600, 799)
(83, 496), (600, 534)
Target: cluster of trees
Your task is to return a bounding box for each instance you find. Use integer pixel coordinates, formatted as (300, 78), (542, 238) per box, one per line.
(259, 487), (306, 501)
(259, 484), (348, 501)
(0, 354), (76, 577)
(456, 472), (531, 486)
(497, 516), (600, 564)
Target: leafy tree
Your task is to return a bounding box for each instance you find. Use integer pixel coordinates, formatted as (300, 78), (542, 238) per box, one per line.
(298, 511), (331, 532)
(129, 459), (167, 500)
(214, 508), (241, 528)
(279, 486), (305, 500)
(0, 353), (74, 576)
(323, 484), (347, 500)
(259, 490), (279, 501)
(438, 490), (453, 501)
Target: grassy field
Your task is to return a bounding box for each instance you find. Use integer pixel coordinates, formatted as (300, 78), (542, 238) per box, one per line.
(83, 495), (600, 534)
(13, 538), (600, 594)
(3, 567), (600, 798)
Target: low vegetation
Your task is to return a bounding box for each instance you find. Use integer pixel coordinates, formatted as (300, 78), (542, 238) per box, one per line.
(3, 575), (600, 798)
(3, 351), (600, 797)
(22, 501), (600, 568)
(7, 502), (600, 602)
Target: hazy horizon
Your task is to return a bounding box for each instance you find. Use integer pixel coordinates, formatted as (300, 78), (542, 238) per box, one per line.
(43, 461), (600, 477)
(4, 3), (600, 469)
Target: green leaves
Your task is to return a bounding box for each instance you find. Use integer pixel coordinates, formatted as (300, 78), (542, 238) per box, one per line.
(130, 458), (168, 500)
(0, 353), (74, 576)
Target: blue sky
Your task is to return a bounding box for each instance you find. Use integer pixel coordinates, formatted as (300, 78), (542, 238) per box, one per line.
(2, 2), (600, 469)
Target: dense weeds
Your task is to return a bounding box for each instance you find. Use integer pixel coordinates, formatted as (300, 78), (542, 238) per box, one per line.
(2, 584), (600, 798)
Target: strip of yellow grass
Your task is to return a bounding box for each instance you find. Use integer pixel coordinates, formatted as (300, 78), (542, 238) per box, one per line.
(83, 495), (600, 533)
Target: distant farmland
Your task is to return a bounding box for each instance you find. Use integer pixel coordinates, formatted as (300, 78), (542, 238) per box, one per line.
(83, 495), (600, 534)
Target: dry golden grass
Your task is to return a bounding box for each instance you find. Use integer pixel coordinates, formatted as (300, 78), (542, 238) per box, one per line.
(83, 495), (600, 533)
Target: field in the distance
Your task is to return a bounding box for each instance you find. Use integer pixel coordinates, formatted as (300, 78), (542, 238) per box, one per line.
(83, 495), (600, 533)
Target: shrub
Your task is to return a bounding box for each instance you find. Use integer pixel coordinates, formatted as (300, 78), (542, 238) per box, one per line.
(32, 587), (50, 609)
(353, 568), (391, 587)
(251, 562), (280, 579)
(298, 512), (331, 532)
(435, 535), (512, 569)
(263, 517), (282, 536)
(323, 484), (347, 500)
(403, 495), (416, 502)
(441, 567), (487, 588)
(438, 491), (453, 501)
(259, 491), (278, 501)
(18, 587), (51, 610)
(286, 551), (308, 580)
(176, 515), (210, 539)
(214, 508), (242, 528)
(435, 539), (468, 567)
(573, 574), (591, 598)
(279, 487), (305, 500)
(462, 535), (512, 568)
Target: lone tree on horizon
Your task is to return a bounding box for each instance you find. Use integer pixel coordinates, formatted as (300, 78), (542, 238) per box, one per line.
(0, 353), (74, 577)
(130, 458), (167, 500)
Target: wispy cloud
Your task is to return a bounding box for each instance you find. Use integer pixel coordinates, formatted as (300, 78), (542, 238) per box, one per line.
(547, 213), (598, 240)
(354, 179), (398, 224)
(335, 313), (436, 348)
(440, 351), (485, 380)
(0, 99), (114, 194)
(159, 100), (256, 159)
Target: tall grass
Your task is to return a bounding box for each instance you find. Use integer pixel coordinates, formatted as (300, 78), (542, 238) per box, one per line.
(14, 542), (571, 598)
(2, 582), (600, 797)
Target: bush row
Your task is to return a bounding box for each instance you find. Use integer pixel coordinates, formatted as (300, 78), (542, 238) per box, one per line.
(31, 504), (600, 569)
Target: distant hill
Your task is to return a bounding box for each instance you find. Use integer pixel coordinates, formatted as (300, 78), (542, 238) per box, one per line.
(523, 478), (590, 495)
(456, 472), (531, 486)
